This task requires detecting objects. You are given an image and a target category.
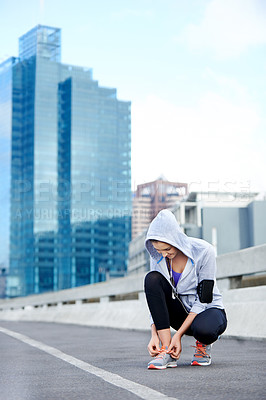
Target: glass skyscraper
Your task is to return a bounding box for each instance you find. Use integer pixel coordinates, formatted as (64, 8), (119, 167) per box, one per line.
(0, 25), (131, 297)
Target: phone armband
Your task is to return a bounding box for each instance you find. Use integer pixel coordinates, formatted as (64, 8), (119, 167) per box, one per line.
(197, 280), (214, 303)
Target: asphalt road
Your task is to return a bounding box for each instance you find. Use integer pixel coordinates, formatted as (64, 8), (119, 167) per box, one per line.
(0, 321), (265, 400)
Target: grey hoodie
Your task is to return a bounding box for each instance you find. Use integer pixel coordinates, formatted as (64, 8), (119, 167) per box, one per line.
(145, 209), (224, 316)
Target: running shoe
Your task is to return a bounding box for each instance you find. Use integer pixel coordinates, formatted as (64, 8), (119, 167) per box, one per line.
(147, 346), (177, 370)
(191, 341), (211, 366)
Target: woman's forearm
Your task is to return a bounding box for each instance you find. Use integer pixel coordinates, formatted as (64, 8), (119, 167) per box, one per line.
(151, 312), (197, 339)
(175, 312), (197, 338)
(151, 323), (158, 337)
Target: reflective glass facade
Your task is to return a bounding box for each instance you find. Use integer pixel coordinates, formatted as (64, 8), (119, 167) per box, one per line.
(1, 25), (131, 297)
(0, 57), (18, 288)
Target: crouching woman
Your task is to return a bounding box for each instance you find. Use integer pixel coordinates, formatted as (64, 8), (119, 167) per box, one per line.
(144, 209), (227, 369)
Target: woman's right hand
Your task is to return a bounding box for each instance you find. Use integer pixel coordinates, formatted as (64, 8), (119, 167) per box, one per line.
(147, 335), (160, 357)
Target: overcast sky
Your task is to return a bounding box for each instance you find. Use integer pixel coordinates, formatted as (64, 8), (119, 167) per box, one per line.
(1, 0), (266, 196)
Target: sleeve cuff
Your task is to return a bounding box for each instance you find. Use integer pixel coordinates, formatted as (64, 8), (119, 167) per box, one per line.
(190, 301), (206, 314)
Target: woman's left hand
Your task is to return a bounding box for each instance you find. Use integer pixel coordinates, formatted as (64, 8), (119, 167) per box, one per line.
(167, 333), (182, 359)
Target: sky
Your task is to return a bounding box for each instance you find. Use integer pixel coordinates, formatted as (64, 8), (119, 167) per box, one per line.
(1, 0), (266, 195)
(0, 0), (266, 268)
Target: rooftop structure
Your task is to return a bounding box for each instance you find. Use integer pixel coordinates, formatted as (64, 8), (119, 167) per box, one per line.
(128, 191), (265, 275)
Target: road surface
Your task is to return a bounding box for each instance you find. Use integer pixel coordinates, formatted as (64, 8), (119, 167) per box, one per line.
(0, 321), (265, 400)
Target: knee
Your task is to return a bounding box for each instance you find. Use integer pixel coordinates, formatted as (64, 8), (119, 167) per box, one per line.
(191, 309), (227, 345)
(191, 322), (218, 345)
(144, 271), (163, 293)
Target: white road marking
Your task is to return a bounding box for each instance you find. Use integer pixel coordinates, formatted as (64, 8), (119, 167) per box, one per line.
(0, 326), (179, 400)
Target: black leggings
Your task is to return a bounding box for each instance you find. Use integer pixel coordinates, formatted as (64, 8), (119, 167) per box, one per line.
(144, 271), (227, 345)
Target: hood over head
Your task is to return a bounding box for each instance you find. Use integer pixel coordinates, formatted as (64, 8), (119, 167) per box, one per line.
(145, 209), (193, 261)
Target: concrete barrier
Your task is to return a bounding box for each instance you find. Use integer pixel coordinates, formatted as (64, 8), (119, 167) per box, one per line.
(1, 287), (266, 340)
(216, 244), (266, 290)
(222, 286), (266, 340)
(1, 245), (266, 340)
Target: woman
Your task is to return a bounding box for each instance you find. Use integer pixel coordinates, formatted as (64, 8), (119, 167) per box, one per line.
(144, 209), (227, 369)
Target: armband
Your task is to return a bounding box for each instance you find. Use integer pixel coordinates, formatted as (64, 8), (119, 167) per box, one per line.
(197, 280), (214, 303)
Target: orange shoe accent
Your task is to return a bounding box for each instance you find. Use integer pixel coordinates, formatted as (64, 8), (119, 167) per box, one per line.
(191, 361), (200, 366)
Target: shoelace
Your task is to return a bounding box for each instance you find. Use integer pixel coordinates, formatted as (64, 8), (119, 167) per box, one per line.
(192, 341), (209, 358)
(155, 346), (168, 360)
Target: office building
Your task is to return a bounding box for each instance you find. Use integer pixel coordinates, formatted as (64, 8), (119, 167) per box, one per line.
(0, 25), (131, 297)
(132, 177), (187, 239)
